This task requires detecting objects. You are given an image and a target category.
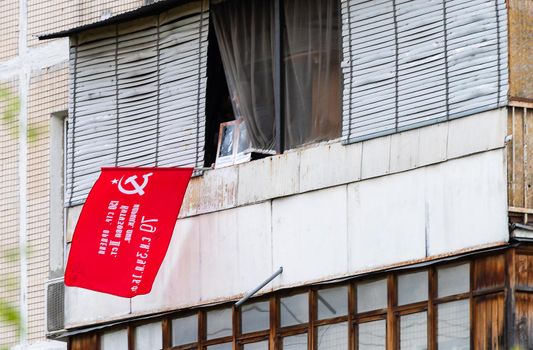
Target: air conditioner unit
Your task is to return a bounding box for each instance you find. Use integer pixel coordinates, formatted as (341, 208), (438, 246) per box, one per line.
(45, 277), (65, 335)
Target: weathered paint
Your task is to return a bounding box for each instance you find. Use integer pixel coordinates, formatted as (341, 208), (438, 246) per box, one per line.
(508, 0), (533, 100)
(166, 108), (507, 220)
(65, 147), (509, 327)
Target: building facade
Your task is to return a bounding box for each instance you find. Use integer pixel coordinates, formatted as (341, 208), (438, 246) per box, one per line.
(1, 0), (533, 349)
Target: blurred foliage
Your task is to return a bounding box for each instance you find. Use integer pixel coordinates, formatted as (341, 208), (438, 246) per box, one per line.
(0, 85), (40, 141)
(0, 85), (23, 349)
(0, 249), (21, 350)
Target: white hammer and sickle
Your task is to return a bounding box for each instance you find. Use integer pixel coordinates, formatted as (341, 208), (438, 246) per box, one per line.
(118, 172), (153, 196)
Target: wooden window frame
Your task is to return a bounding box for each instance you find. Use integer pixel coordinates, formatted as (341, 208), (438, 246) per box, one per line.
(87, 260), (487, 350)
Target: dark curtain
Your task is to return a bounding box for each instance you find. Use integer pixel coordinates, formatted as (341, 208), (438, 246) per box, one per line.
(212, 0), (340, 152)
(211, 0), (276, 151)
(283, 0), (341, 148)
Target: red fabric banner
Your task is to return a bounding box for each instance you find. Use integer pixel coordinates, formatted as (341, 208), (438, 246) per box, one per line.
(64, 167), (193, 298)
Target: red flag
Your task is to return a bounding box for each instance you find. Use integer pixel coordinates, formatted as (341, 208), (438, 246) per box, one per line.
(64, 167), (193, 298)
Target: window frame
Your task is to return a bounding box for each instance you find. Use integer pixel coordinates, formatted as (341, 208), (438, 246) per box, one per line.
(88, 258), (501, 350)
(206, 0), (343, 157)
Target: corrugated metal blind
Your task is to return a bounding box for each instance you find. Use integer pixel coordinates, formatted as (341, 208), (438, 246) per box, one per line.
(66, 0), (208, 206)
(341, 0), (508, 143)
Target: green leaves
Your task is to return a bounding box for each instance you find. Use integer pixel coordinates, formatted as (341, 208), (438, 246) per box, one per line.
(0, 85), (40, 141)
(0, 248), (21, 349)
(0, 300), (21, 337)
(0, 86), (20, 138)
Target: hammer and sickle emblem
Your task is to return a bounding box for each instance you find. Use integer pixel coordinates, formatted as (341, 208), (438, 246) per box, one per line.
(117, 173), (153, 196)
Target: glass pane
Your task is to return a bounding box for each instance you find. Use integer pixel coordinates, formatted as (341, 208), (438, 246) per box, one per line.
(398, 271), (428, 305)
(438, 264), (470, 298)
(238, 122), (251, 153)
(207, 308), (233, 340)
(172, 314), (198, 346)
(219, 124), (235, 157)
(317, 286), (348, 320)
(135, 322), (162, 350)
(357, 278), (387, 313)
(207, 343), (233, 350)
(244, 341), (269, 350)
(400, 312), (427, 350)
(241, 300), (270, 333)
(283, 333), (307, 350)
(280, 293), (309, 327)
(438, 300), (470, 350)
(358, 320), (386, 350)
(317, 322), (348, 350)
(101, 328), (128, 350)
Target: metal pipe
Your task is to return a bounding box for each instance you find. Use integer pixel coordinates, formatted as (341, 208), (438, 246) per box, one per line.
(235, 266), (283, 307)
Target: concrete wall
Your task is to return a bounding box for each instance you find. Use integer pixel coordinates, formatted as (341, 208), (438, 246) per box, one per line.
(64, 108), (510, 327)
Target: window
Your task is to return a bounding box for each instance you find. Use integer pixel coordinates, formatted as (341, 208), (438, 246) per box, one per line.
(134, 321), (162, 350)
(355, 278), (387, 350)
(80, 260), (484, 350)
(171, 314), (198, 346)
(204, 0), (341, 167)
(100, 328), (128, 350)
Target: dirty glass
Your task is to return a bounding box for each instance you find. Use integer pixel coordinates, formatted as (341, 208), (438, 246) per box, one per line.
(208, 343), (232, 350)
(317, 322), (348, 350)
(438, 263), (470, 298)
(280, 293), (309, 327)
(358, 320), (386, 350)
(283, 333), (308, 350)
(172, 314), (198, 346)
(317, 286), (348, 320)
(207, 307), (232, 340)
(400, 312), (427, 350)
(357, 278), (387, 313)
(398, 271), (428, 305)
(437, 300), (469, 350)
(134, 321), (162, 350)
(101, 328), (128, 350)
(244, 341), (269, 350)
(241, 300), (270, 333)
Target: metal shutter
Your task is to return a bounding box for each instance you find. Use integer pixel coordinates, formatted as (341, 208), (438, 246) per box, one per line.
(66, 0), (208, 206)
(341, 0), (508, 143)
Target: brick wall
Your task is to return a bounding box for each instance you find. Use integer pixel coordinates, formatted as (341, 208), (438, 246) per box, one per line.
(1, 0), (147, 346)
(0, 79), (21, 348)
(26, 65), (68, 341)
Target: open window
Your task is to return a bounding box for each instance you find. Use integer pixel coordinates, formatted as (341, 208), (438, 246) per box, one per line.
(204, 0), (341, 168)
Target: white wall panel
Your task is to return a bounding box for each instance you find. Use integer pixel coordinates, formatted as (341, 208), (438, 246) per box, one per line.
(130, 215), (201, 313)
(446, 108), (507, 159)
(347, 170), (427, 270)
(272, 186), (348, 286)
(417, 122), (448, 166)
(389, 128), (420, 173)
(425, 150), (508, 255)
(299, 141), (362, 193)
(237, 152), (300, 206)
(235, 202), (274, 296)
(65, 286), (130, 326)
(361, 135), (391, 179)
(131, 202), (273, 316)
(198, 210), (238, 301)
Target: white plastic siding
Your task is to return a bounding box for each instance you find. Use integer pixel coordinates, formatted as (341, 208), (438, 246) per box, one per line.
(66, 0), (208, 206)
(341, 0), (508, 143)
